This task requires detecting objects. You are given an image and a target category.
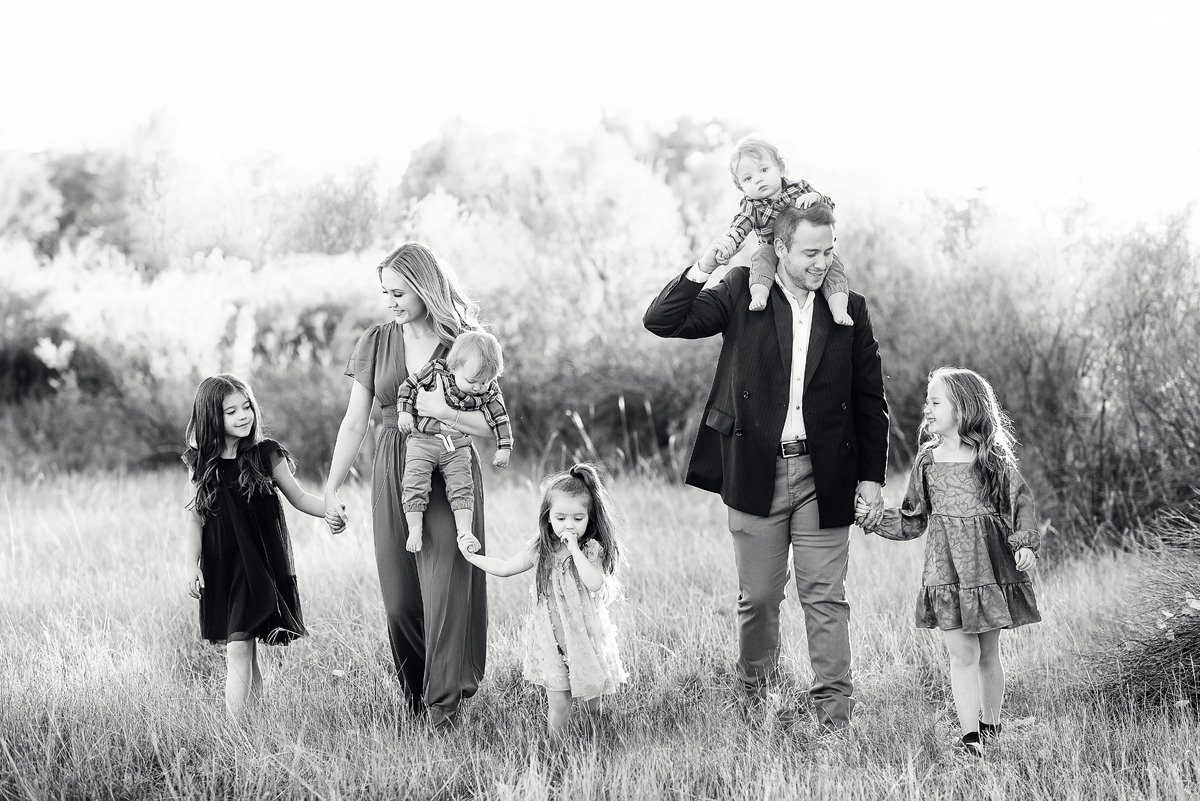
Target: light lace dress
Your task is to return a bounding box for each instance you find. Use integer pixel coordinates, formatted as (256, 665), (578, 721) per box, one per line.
(521, 539), (627, 699)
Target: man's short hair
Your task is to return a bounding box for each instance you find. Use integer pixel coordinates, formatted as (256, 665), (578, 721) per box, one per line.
(773, 203), (837, 250)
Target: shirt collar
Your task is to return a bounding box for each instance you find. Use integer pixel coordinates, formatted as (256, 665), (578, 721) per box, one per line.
(775, 275), (815, 310)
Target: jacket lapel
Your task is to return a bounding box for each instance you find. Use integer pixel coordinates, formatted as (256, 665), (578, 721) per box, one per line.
(803, 294), (832, 393)
(772, 284), (793, 376)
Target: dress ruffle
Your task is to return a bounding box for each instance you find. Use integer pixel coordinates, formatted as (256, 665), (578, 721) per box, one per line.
(916, 580), (1041, 634)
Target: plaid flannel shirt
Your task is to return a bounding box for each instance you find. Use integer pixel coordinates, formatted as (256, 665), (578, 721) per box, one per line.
(727, 179), (835, 249)
(397, 359), (514, 451)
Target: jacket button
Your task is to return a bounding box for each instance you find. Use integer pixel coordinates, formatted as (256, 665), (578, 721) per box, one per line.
(734, 428), (743, 437)
(742, 390), (750, 398)
(840, 402), (848, 410)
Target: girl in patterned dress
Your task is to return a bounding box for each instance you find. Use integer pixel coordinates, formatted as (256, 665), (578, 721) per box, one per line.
(858, 367), (1041, 757)
(458, 463), (626, 739)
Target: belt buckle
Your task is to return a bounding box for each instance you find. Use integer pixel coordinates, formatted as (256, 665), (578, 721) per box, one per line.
(780, 439), (805, 458)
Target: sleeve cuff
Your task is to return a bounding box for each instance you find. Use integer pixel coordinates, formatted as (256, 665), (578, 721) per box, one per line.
(685, 263), (710, 283)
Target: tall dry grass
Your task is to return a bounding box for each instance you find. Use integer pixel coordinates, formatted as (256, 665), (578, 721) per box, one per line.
(1, 471), (1196, 800)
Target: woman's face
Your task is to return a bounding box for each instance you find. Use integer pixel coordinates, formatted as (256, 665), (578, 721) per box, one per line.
(380, 269), (428, 326)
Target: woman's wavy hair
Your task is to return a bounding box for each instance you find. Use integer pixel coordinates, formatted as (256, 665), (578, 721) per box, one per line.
(182, 374), (277, 519)
(534, 462), (621, 602)
(919, 366), (1018, 513)
(377, 242), (480, 347)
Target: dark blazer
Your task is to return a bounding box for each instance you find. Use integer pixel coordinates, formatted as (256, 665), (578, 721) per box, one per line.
(643, 265), (889, 526)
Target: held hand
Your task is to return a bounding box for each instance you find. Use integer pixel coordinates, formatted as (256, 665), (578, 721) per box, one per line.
(397, 413), (415, 434)
(492, 449), (511, 469)
(796, 191), (823, 209)
(1014, 547), (1037, 572)
(712, 233), (738, 264)
(186, 562), (204, 599)
(855, 480), (884, 530)
(457, 532), (481, 556)
(853, 498), (874, 532)
(698, 235), (729, 273)
(324, 493), (348, 535)
(415, 374), (452, 421)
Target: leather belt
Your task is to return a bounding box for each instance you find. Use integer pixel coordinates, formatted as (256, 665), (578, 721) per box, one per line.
(779, 438), (809, 458)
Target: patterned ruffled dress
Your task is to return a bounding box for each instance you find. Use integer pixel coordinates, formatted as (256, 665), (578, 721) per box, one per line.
(522, 539), (627, 699)
(875, 449), (1041, 634)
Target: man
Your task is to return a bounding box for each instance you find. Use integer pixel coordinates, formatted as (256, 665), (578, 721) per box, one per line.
(643, 202), (888, 730)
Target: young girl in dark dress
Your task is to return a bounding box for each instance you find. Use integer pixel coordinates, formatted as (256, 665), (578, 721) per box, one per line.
(182, 374), (340, 720)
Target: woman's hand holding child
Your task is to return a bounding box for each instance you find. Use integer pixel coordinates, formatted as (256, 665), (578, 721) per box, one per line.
(457, 532), (481, 556)
(397, 413), (415, 434)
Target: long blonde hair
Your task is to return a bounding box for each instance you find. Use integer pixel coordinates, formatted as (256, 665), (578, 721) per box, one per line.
(920, 366), (1019, 513)
(377, 242), (479, 346)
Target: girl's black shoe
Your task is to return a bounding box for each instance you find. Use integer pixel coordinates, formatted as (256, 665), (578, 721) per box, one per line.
(979, 720), (1002, 744)
(952, 731), (984, 758)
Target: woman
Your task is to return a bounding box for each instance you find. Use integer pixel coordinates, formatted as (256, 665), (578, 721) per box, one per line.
(324, 242), (491, 729)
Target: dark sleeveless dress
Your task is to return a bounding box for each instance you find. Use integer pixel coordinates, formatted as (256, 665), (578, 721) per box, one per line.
(345, 322), (488, 726)
(192, 439), (306, 644)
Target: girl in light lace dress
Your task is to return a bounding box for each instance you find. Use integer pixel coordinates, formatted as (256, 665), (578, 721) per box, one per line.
(459, 463), (626, 738)
(858, 367), (1041, 758)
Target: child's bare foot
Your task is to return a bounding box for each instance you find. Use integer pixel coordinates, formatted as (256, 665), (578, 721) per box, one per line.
(828, 292), (853, 326)
(748, 285), (770, 312)
(406, 531), (423, 553)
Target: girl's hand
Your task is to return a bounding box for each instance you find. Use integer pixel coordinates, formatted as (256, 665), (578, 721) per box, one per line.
(415, 374), (452, 422)
(559, 529), (580, 551)
(186, 562), (204, 599)
(397, 413), (415, 434)
(1014, 547), (1036, 571)
(853, 498), (871, 531)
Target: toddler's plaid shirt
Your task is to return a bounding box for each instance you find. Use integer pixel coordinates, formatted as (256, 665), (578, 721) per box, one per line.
(397, 359), (514, 450)
(727, 179), (835, 249)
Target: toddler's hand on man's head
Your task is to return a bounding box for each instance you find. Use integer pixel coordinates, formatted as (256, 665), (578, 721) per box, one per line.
(795, 191), (823, 209)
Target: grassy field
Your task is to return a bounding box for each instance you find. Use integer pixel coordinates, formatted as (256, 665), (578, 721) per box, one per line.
(0, 470), (1195, 800)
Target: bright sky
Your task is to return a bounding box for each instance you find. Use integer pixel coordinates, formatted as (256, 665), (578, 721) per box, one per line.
(3, 0), (1198, 221)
